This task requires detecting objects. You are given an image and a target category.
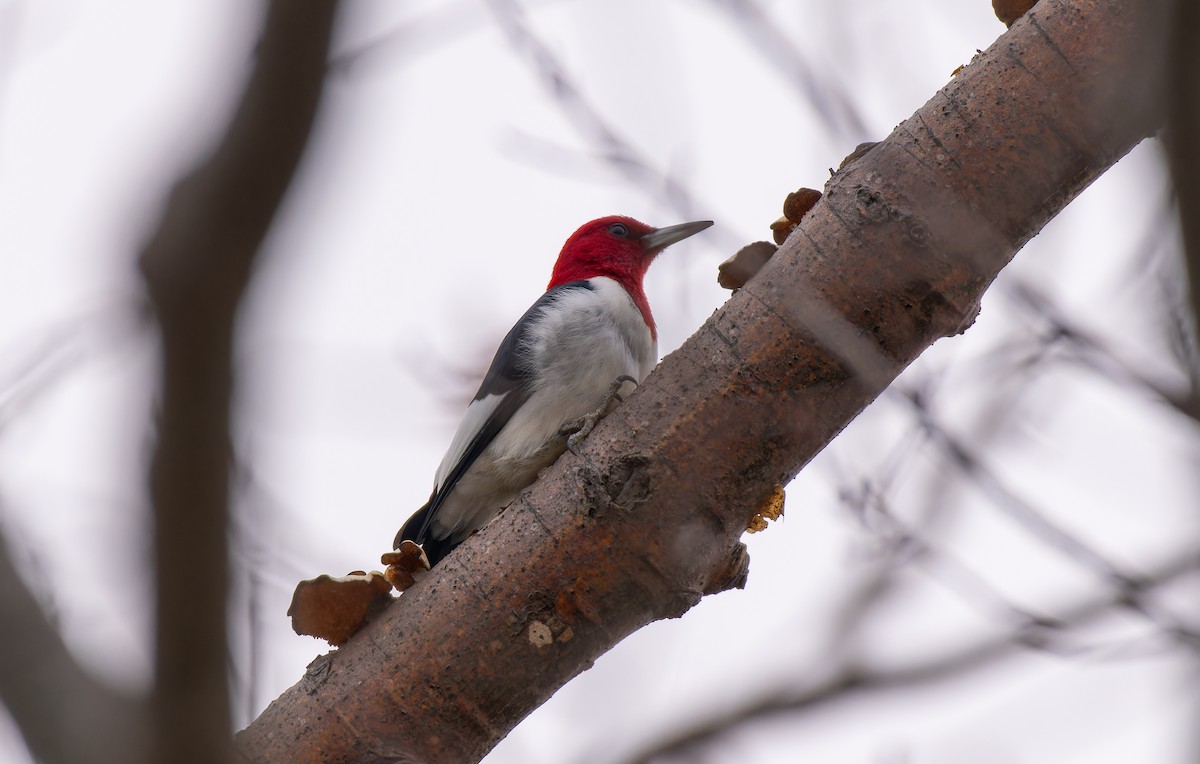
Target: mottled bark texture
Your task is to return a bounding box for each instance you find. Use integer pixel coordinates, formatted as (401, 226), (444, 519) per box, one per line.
(235, 1), (1169, 761)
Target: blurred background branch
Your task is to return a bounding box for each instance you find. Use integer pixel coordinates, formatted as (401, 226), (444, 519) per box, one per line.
(485, 0), (743, 251)
(0, 513), (147, 764)
(137, 1), (339, 761)
(1166, 0), (1200, 340)
(0, 1), (339, 762)
(706, 0), (869, 141)
(622, 546), (1200, 764)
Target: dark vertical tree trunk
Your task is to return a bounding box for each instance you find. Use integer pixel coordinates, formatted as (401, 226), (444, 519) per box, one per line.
(139, 3), (340, 763)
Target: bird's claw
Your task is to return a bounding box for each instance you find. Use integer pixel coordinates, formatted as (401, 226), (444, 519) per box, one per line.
(560, 375), (638, 455)
(562, 420), (593, 456)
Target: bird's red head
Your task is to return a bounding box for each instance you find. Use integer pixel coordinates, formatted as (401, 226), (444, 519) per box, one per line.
(547, 215), (712, 338)
(548, 216), (656, 292)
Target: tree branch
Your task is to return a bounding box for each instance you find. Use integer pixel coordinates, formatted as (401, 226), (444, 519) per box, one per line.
(138, 2), (339, 763)
(0, 523), (147, 764)
(621, 546), (1200, 764)
(708, 0), (869, 141)
(1165, 0), (1200, 341)
(235, 1), (1172, 761)
(485, 0), (743, 251)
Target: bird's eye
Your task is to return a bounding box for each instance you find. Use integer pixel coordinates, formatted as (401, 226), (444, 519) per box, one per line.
(608, 223), (629, 237)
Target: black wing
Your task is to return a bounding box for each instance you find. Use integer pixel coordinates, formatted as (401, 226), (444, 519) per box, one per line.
(394, 281), (594, 562)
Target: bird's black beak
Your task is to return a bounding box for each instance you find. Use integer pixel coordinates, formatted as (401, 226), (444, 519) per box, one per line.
(639, 220), (713, 254)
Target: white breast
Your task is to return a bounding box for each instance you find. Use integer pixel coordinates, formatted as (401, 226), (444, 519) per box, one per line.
(428, 276), (657, 540)
(493, 275), (655, 463)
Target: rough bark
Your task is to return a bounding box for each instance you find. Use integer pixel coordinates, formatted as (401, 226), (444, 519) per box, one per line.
(235, 0), (1170, 761)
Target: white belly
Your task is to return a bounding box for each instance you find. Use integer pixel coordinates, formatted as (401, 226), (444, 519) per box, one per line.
(429, 276), (656, 541)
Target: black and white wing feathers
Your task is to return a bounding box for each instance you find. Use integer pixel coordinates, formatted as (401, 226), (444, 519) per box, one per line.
(394, 281), (594, 560)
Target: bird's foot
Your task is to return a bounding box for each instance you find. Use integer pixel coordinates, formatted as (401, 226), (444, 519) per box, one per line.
(559, 375), (637, 455)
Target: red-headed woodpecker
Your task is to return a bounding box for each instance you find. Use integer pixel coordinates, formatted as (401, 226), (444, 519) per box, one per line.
(395, 215), (713, 566)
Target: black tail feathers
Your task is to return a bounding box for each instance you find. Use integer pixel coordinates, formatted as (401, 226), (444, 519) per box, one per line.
(394, 498), (457, 567)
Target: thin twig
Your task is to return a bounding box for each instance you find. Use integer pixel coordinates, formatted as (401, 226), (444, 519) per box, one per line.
(620, 547), (1200, 764)
(1004, 279), (1200, 424)
(484, 0), (743, 251)
(903, 390), (1200, 648)
(707, 0), (869, 141)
